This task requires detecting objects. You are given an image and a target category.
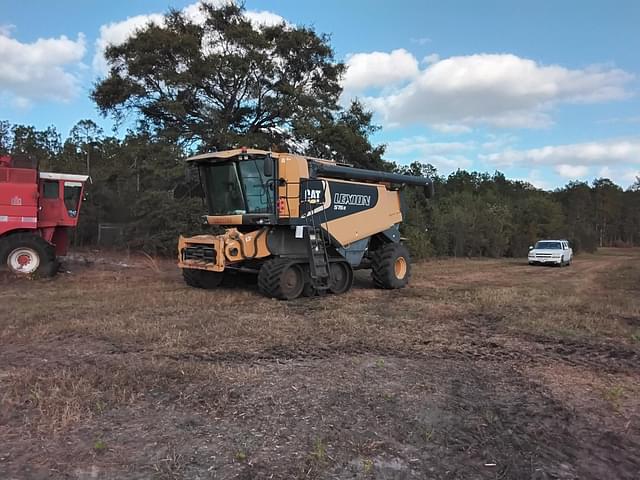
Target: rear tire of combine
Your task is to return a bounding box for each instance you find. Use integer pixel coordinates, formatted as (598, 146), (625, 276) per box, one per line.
(182, 269), (224, 289)
(258, 258), (305, 300)
(371, 243), (411, 289)
(1, 233), (57, 277)
(328, 261), (353, 294)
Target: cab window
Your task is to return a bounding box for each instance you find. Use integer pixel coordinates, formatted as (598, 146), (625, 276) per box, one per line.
(43, 180), (59, 199)
(64, 183), (82, 217)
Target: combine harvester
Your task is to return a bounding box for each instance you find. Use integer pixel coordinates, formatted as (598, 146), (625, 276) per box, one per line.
(178, 148), (433, 299)
(0, 155), (88, 276)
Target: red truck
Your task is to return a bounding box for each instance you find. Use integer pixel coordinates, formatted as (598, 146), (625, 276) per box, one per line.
(0, 155), (88, 276)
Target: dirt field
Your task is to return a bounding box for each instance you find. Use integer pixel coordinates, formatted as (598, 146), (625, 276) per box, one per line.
(1, 249), (639, 479)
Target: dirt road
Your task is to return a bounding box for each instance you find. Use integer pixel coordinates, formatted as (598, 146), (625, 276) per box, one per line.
(1, 249), (639, 479)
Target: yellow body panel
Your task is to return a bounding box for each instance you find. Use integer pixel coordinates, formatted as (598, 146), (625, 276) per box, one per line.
(178, 227), (271, 272)
(319, 181), (403, 246)
(205, 214), (243, 225)
(277, 154), (310, 219)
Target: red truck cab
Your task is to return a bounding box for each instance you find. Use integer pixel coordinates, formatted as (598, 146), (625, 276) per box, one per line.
(0, 155), (88, 276)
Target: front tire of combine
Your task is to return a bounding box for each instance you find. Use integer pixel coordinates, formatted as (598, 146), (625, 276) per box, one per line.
(258, 258), (305, 300)
(182, 268), (224, 289)
(2, 234), (57, 277)
(371, 243), (412, 289)
(328, 261), (354, 294)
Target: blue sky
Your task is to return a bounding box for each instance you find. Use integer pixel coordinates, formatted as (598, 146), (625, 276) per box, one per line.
(1, 0), (639, 188)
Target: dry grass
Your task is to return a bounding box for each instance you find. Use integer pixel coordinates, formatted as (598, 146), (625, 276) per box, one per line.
(0, 248), (639, 478)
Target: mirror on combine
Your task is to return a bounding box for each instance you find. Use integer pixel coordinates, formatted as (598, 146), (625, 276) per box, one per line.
(263, 154), (273, 177)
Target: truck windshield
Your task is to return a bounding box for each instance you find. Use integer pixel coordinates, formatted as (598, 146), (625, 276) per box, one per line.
(535, 241), (562, 249)
(199, 158), (273, 215)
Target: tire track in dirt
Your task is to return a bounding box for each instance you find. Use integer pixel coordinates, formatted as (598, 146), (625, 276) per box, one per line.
(156, 323), (639, 374)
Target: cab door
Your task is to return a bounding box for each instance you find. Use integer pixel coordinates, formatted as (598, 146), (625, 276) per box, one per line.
(38, 179), (65, 225)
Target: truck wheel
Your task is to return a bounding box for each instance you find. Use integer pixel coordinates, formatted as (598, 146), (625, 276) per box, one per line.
(2, 234), (57, 277)
(182, 268), (224, 289)
(371, 243), (412, 289)
(258, 258), (304, 300)
(328, 261), (353, 294)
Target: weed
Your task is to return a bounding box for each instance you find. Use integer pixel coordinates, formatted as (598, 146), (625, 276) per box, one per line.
(603, 386), (625, 410)
(362, 458), (374, 474)
(424, 428), (435, 442)
(93, 439), (106, 453)
(310, 437), (327, 463)
(235, 451), (247, 462)
(375, 359), (385, 368)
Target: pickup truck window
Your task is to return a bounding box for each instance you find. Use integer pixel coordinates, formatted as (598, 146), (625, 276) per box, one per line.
(535, 241), (562, 249)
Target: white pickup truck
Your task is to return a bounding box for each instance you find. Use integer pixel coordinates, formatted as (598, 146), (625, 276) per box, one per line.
(528, 239), (573, 267)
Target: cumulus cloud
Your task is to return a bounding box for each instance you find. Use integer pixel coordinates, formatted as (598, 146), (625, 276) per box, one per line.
(93, 0), (286, 74)
(244, 10), (287, 26)
(385, 135), (473, 171)
(0, 30), (86, 107)
(555, 164), (589, 179)
(422, 53), (440, 65)
(431, 123), (471, 134)
(386, 136), (472, 156)
(480, 139), (640, 168)
(93, 13), (164, 72)
(342, 49), (419, 92)
(519, 170), (551, 190)
(344, 51), (633, 130)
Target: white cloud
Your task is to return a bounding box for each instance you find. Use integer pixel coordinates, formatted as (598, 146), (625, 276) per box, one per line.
(431, 123), (471, 134)
(93, 1), (286, 74)
(387, 136), (472, 156)
(598, 166), (612, 178)
(422, 53), (440, 65)
(244, 10), (286, 27)
(0, 30), (86, 106)
(555, 164), (589, 178)
(385, 135), (473, 172)
(481, 139), (640, 167)
(342, 49), (419, 92)
(347, 52), (633, 130)
(519, 169), (551, 190)
(622, 170), (640, 185)
(0, 24), (15, 36)
(93, 13), (164, 72)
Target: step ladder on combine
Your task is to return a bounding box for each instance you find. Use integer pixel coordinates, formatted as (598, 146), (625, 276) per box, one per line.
(302, 181), (332, 292)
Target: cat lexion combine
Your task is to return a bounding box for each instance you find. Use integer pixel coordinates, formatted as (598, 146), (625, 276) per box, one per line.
(178, 148), (433, 299)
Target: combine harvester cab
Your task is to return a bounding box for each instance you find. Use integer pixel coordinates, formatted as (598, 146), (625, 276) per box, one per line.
(0, 155), (88, 276)
(178, 148), (433, 299)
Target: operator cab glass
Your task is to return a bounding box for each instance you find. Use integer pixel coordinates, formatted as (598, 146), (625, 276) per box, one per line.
(63, 181), (83, 217)
(535, 241), (562, 249)
(199, 156), (273, 215)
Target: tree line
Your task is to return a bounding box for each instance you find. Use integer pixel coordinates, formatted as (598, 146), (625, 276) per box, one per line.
(2, 118), (638, 258)
(2, 3), (638, 257)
